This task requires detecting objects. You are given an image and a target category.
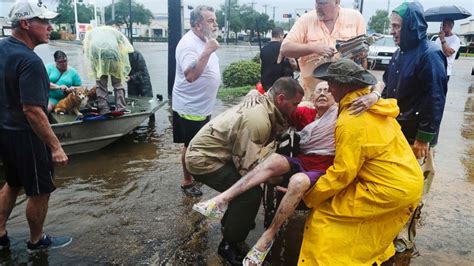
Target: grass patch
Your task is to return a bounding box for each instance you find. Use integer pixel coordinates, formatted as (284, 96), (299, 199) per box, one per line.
(218, 85), (254, 98)
(460, 53), (474, 57)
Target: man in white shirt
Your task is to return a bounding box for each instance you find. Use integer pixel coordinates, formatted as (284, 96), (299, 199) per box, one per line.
(435, 19), (461, 83)
(172, 5), (220, 197)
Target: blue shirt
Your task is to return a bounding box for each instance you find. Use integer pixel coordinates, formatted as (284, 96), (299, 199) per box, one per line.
(0, 37), (49, 131)
(46, 63), (82, 102)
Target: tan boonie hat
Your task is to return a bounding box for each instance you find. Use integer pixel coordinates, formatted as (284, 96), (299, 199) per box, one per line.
(312, 59), (377, 87)
(8, 0), (59, 22)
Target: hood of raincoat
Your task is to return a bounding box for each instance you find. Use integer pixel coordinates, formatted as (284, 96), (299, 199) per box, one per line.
(393, 2), (428, 51)
(339, 87), (400, 119)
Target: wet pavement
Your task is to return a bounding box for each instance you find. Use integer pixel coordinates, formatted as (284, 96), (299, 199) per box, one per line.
(0, 42), (473, 265)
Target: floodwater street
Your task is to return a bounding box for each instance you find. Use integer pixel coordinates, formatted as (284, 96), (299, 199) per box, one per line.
(0, 41), (473, 265)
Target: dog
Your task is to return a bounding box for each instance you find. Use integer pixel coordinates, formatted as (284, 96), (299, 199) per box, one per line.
(85, 85), (97, 109)
(54, 87), (89, 116)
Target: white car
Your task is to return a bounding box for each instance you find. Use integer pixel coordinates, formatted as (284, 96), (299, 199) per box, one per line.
(367, 35), (398, 69)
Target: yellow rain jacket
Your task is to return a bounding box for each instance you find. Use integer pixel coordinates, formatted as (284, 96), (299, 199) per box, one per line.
(299, 88), (423, 265)
(83, 26), (134, 82)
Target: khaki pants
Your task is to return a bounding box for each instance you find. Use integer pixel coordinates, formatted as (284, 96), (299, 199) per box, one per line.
(96, 75), (127, 115)
(396, 148), (435, 251)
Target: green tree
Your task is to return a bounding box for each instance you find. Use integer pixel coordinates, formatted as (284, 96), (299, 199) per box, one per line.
(104, 0), (154, 26)
(368, 10), (390, 34)
(240, 5), (273, 39)
(52, 0), (94, 32)
(216, 0), (243, 42)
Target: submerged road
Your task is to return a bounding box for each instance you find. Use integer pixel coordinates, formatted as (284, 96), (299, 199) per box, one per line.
(0, 42), (472, 265)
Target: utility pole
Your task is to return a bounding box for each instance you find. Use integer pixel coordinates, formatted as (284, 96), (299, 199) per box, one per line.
(128, 0), (133, 44)
(248, 1), (256, 10)
(224, 0), (229, 44)
(93, 0), (97, 26)
(112, 0), (115, 21)
(168, 0), (182, 96)
(359, 0), (364, 14)
(263, 4), (268, 15)
(73, 0), (79, 40)
(272, 6), (276, 22)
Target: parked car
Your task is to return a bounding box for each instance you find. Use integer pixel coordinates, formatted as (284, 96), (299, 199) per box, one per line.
(367, 35), (398, 70)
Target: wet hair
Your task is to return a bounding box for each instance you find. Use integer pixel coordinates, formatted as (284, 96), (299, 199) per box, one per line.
(53, 50), (67, 61)
(272, 27), (284, 38)
(443, 19), (454, 27)
(269, 77), (304, 99)
(190, 5), (214, 27)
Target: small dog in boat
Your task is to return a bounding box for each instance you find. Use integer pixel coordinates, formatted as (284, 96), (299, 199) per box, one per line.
(85, 85), (97, 108)
(54, 87), (89, 116)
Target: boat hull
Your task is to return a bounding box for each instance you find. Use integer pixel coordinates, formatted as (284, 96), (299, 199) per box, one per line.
(51, 97), (167, 155)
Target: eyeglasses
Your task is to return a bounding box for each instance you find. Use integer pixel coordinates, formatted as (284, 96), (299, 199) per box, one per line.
(315, 87), (330, 94)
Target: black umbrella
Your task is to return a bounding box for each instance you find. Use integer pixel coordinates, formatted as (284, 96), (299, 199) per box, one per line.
(424, 5), (472, 22)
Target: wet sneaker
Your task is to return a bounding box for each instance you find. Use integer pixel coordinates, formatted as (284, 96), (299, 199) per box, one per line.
(0, 232), (10, 250)
(27, 234), (72, 253)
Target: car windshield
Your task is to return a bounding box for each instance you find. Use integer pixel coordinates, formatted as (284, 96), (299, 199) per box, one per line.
(374, 37), (396, 47)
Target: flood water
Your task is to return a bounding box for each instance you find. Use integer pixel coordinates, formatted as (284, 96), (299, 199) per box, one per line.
(0, 41), (473, 265)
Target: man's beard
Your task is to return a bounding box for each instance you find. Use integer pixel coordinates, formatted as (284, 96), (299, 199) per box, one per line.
(202, 26), (217, 39)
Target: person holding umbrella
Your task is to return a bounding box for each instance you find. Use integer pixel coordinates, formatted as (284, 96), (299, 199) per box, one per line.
(435, 19), (461, 83)
(424, 5), (471, 83)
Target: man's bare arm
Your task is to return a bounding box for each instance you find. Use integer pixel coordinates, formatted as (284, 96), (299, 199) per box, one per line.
(23, 104), (68, 165)
(281, 41), (335, 59)
(440, 41), (455, 57)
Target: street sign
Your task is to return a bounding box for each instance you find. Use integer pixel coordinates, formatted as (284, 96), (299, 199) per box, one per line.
(283, 14), (292, 18)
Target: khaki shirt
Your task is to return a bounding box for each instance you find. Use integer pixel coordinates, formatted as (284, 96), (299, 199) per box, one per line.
(283, 7), (365, 94)
(186, 94), (288, 176)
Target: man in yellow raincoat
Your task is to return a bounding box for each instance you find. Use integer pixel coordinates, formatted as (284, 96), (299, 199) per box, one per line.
(83, 24), (134, 115)
(298, 59), (423, 265)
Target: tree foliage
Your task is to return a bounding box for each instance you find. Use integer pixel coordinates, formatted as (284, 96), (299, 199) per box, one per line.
(53, 0), (94, 32)
(216, 0), (274, 40)
(217, 0), (243, 39)
(368, 10), (390, 34)
(104, 0), (154, 26)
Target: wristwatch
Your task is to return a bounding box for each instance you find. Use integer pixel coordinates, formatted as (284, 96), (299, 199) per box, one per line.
(372, 90), (381, 100)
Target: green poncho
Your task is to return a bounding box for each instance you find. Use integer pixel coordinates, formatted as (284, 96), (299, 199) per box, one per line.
(83, 26), (134, 82)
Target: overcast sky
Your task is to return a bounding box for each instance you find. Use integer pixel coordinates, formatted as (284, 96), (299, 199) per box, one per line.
(1, 0), (473, 33)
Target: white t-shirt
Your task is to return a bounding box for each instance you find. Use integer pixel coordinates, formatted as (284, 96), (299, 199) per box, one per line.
(435, 34), (461, 76)
(172, 31), (221, 116)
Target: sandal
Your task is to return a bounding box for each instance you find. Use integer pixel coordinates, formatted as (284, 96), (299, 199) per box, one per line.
(192, 200), (227, 220)
(242, 241), (274, 266)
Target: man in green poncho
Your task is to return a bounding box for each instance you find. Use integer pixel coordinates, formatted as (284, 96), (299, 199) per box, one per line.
(83, 23), (134, 115)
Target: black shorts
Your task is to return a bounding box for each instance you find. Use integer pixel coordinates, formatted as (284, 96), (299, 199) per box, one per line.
(0, 130), (56, 196)
(172, 111), (210, 147)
